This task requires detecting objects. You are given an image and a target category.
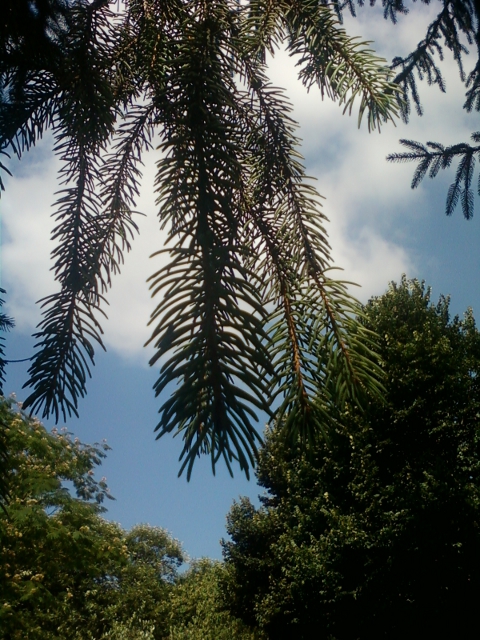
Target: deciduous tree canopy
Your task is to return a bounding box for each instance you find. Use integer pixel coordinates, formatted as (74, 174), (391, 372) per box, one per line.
(222, 277), (480, 639)
(0, 396), (130, 638)
(0, 396), (261, 639)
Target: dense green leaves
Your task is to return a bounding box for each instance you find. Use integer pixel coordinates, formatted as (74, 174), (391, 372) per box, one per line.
(0, 397), (184, 639)
(0, 396), (118, 638)
(167, 559), (263, 639)
(0, 397), (261, 639)
(222, 277), (480, 639)
(0, 0), (399, 476)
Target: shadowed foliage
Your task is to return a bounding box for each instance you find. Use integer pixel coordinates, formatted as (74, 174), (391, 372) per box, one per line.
(222, 277), (480, 639)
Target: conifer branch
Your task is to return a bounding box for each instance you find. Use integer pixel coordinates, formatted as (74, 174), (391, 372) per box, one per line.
(2, 0), (392, 476)
(388, 134), (480, 219)
(0, 289), (15, 397)
(390, 0), (476, 122)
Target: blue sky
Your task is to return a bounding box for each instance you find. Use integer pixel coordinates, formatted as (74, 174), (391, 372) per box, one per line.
(1, 2), (479, 560)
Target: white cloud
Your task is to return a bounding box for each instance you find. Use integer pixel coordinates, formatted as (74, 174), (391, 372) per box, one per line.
(1, 3), (474, 360)
(1, 146), (58, 330)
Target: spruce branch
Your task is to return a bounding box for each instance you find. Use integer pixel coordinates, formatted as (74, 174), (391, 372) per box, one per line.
(0, 75), (59, 192)
(0, 289), (15, 397)
(388, 134), (480, 219)
(22, 1), (125, 419)
(237, 47), (384, 446)
(285, 0), (401, 131)
(146, 4), (272, 478)
(390, 0), (476, 122)
(2, 0), (391, 477)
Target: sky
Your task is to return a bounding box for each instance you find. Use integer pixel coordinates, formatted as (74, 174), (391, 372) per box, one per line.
(1, 2), (479, 560)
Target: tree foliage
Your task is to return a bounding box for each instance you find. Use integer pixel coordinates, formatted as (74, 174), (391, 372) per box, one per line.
(0, 396), (186, 640)
(167, 559), (263, 640)
(0, 396), (265, 639)
(386, 0), (480, 218)
(0, 0), (400, 477)
(222, 277), (480, 639)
